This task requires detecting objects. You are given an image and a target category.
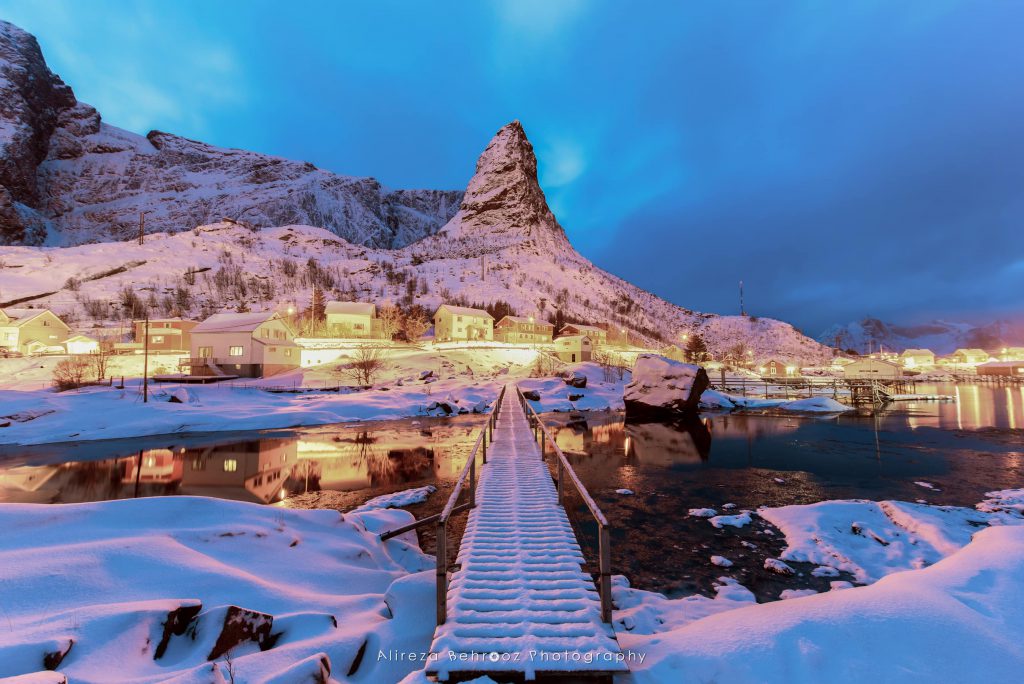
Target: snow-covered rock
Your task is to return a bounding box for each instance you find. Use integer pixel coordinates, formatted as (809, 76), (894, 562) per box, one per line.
(623, 355), (710, 419)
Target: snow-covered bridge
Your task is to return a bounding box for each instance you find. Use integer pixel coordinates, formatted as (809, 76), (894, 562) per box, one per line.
(389, 383), (627, 682)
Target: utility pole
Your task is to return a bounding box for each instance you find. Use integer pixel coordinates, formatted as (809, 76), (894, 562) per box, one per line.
(142, 311), (150, 403)
(138, 211), (148, 245)
(739, 280), (746, 317)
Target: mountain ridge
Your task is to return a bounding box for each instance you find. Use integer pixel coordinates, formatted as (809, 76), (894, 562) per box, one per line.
(0, 19), (462, 248)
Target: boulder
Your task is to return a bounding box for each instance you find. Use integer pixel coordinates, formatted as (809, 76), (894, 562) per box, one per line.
(623, 354), (709, 419)
(563, 373), (587, 388)
(207, 606), (276, 661)
(168, 388), (190, 404)
(521, 389), (541, 401)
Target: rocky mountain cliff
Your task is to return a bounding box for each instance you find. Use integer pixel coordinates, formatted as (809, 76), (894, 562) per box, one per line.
(0, 20), (461, 248)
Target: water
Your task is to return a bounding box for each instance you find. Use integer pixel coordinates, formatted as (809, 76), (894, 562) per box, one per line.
(1, 383), (1020, 598)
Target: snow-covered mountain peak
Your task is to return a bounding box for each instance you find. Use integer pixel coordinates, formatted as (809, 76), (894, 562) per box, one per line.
(433, 121), (569, 254)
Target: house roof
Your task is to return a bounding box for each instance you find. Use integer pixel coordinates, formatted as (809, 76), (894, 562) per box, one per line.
(847, 357), (901, 367)
(901, 348), (935, 356)
(556, 334), (591, 343)
(562, 324), (605, 334)
(496, 315), (553, 328)
(2, 308), (70, 329)
(325, 301), (375, 316)
(65, 335), (98, 343)
(978, 361), (1024, 368)
(436, 305), (493, 319)
(193, 311), (279, 333)
(953, 348), (988, 355)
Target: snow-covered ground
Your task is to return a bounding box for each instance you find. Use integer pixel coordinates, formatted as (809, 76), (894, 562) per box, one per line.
(2, 488), (1022, 682)
(0, 357), (626, 446)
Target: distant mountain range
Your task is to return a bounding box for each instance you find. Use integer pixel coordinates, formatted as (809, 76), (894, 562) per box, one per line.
(0, 20), (831, 362)
(818, 318), (1024, 354)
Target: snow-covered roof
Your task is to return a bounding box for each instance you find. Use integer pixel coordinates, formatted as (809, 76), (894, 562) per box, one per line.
(65, 334), (98, 343)
(978, 361), (1024, 368)
(901, 348), (935, 356)
(562, 323), (605, 334)
(555, 334), (591, 343)
(325, 301), (375, 316)
(192, 311), (278, 333)
(847, 357), (901, 367)
(436, 305), (493, 319)
(953, 348), (988, 355)
(1, 308), (69, 328)
(496, 315), (553, 328)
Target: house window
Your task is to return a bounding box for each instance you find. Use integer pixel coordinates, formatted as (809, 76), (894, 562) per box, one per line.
(151, 335), (164, 344)
(354, 323), (365, 330)
(285, 349), (292, 357)
(223, 459), (238, 472)
(198, 346), (213, 358)
(42, 320), (50, 327)
(457, 316), (463, 322)
(4, 333), (15, 341)
(269, 346), (277, 352)
(229, 346), (244, 356)
(261, 329), (270, 338)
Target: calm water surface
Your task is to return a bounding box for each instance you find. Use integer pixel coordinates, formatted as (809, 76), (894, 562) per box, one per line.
(1, 382), (1020, 598)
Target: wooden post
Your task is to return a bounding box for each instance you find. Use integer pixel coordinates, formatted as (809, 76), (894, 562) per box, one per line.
(436, 520), (447, 625)
(599, 524), (612, 623)
(469, 454), (476, 508)
(482, 428), (487, 464)
(138, 211), (146, 245)
(557, 459), (564, 504)
(142, 313), (150, 403)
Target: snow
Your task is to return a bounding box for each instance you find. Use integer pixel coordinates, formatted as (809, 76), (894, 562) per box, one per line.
(710, 555), (733, 568)
(778, 589), (817, 600)
(616, 488), (635, 495)
(709, 510), (754, 529)
(699, 390), (854, 413)
(764, 558), (796, 575)
(0, 496), (433, 683)
(352, 485), (436, 513)
(688, 507), (718, 518)
(619, 525), (1024, 683)
(0, 354), (627, 446)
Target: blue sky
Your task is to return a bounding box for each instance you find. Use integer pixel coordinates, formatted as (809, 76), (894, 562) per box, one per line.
(2, 0), (1021, 333)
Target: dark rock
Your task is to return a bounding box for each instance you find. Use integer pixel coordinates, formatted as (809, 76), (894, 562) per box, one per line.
(623, 354), (709, 419)
(154, 601), (203, 659)
(522, 389), (541, 401)
(562, 372), (587, 388)
(568, 393), (584, 402)
(207, 606), (275, 661)
(43, 638), (74, 670)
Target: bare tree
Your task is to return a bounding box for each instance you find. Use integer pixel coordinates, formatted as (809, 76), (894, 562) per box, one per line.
(336, 345), (389, 386)
(377, 304), (402, 341)
(88, 343), (113, 381)
(53, 357), (90, 391)
(399, 305), (431, 343)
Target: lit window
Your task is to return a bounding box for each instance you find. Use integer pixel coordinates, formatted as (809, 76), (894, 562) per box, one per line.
(151, 335), (164, 344)
(198, 346), (213, 358)
(229, 346), (244, 356)
(223, 459), (238, 472)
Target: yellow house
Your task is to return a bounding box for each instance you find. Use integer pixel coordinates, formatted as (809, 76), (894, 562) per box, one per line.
(187, 311), (299, 378)
(999, 347), (1024, 361)
(949, 348), (991, 365)
(325, 301), (376, 338)
(0, 308), (71, 355)
(433, 305), (493, 342)
(758, 359), (799, 378)
(494, 316), (554, 344)
(843, 358), (903, 379)
(554, 335), (593, 363)
(559, 324), (608, 346)
(899, 348), (935, 369)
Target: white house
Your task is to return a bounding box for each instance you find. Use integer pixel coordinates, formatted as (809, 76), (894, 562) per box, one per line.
(433, 305), (494, 342)
(899, 348), (935, 369)
(65, 335), (100, 355)
(554, 335), (593, 363)
(187, 311), (298, 378)
(325, 302), (376, 338)
(0, 308), (71, 355)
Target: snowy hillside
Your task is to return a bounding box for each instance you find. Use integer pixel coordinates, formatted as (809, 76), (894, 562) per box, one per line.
(819, 317), (1024, 354)
(0, 20), (461, 248)
(0, 120), (830, 363)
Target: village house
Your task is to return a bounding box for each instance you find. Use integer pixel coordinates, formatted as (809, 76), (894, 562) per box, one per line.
(757, 359), (799, 378)
(325, 301), (377, 338)
(64, 335), (100, 355)
(899, 348), (936, 369)
(948, 348), (991, 365)
(976, 361), (1024, 377)
(0, 308), (71, 355)
(186, 311), (298, 378)
(433, 305), (494, 342)
(132, 318), (197, 352)
(554, 335), (592, 363)
(558, 323), (608, 346)
(843, 357), (904, 380)
(494, 315), (554, 344)
(999, 347), (1024, 361)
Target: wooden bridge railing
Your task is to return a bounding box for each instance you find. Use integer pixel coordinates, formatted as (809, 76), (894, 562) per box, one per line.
(378, 384), (506, 625)
(515, 385), (614, 623)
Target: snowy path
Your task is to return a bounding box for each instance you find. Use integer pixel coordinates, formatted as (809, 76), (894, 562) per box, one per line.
(426, 384), (627, 681)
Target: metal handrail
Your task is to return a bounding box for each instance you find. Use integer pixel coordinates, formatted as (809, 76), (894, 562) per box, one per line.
(377, 384), (506, 625)
(514, 385), (613, 623)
